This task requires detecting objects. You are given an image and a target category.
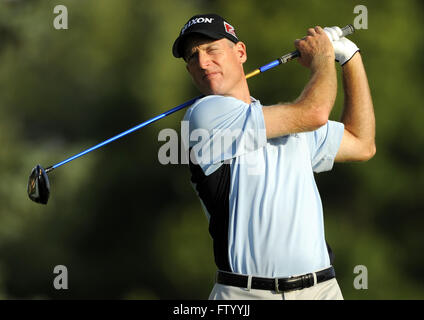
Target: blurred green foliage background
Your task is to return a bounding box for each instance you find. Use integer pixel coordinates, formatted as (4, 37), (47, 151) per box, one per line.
(0, 0), (423, 299)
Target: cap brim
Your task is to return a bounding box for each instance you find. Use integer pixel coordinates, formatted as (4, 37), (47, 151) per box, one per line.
(172, 29), (235, 58)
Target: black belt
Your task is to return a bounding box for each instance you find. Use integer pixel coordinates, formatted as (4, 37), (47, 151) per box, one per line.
(216, 266), (335, 293)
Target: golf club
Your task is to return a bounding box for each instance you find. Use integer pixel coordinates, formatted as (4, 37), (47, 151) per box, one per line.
(27, 24), (355, 205)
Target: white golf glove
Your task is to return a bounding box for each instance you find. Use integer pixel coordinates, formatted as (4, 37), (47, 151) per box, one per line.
(324, 26), (360, 66)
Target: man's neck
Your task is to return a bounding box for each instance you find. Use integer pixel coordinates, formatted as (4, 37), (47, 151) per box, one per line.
(223, 78), (251, 104)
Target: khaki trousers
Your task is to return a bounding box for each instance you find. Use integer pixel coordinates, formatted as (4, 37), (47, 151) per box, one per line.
(209, 278), (344, 300)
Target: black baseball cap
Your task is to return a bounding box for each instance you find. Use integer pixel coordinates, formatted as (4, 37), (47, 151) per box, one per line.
(172, 13), (239, 58)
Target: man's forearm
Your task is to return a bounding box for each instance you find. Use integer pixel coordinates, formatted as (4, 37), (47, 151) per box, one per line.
(263, 62), (337, 139)
(296, 61), (337, 121)
(263, 26), (337, 139)
(341, 53), (376, 151)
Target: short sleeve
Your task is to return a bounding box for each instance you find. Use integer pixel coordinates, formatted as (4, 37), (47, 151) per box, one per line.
(305, 120), (344, 173)
(182, 95), (267, 175)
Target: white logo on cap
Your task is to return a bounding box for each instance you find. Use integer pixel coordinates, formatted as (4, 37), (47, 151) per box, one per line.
(223, 21), (237, 38)
(181, 17), (215, 35)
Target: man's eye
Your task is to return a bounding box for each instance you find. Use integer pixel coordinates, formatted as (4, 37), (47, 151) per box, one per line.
(186, 52), (197, 62)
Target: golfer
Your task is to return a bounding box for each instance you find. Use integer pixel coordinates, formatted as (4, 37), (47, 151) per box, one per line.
(173, 14), (375, 300)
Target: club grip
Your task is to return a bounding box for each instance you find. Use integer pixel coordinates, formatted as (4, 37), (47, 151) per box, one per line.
(279, 24), (355, 63)
(340, 24), (355, 37)
(247, 23), (357, 78)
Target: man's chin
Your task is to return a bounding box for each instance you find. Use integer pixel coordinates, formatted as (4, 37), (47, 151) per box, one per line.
(198, 86), (225, 96)
(195, 80), (225, 96)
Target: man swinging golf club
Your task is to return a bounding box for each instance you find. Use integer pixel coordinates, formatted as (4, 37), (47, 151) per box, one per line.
(173, 14), (375, 300)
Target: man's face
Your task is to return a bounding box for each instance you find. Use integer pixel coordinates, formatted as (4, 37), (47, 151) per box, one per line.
(183, 35), (247, 96)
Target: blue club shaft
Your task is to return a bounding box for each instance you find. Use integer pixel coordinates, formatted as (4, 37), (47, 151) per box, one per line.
(47, 95), (203, 172)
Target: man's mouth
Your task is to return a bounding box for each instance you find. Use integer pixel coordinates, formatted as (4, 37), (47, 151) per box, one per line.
(202, 72), (220, 80)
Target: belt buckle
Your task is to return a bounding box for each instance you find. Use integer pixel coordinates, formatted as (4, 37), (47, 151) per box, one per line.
(301, 273), (315, 289)
(275, 278), (282, 294)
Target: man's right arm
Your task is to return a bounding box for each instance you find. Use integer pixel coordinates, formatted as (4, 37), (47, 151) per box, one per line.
(262, 26), (337, 139)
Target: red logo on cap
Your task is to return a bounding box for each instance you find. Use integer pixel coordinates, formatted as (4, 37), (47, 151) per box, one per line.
(224, 22), (237, 38)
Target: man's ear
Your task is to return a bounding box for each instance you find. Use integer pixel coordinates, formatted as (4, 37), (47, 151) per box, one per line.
(235, 41), (247, 63)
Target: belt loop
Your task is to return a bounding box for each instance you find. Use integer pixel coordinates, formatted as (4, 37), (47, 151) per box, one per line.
(275, 278), (281, 293)
(245, 275), (252, 291)
(312, 272), (317, 286)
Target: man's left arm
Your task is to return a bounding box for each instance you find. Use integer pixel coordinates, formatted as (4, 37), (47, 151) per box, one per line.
(335, 52), (376, 162)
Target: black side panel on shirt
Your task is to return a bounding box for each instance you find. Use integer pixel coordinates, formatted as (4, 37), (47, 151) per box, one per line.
(326, 241), (335, 265)
(189, 151), (232, 272)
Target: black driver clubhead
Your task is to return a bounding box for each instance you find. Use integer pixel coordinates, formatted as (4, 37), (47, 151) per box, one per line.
(27, 164), (51, 205)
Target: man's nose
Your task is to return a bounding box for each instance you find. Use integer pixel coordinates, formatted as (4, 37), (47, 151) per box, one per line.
(198, 51), (211, 69)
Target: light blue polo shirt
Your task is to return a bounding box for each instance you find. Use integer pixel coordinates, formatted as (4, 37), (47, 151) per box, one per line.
(183, 95), (344, 278)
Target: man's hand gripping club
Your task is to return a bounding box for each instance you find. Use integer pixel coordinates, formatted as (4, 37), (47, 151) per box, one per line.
(324, 26), (360, 66)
